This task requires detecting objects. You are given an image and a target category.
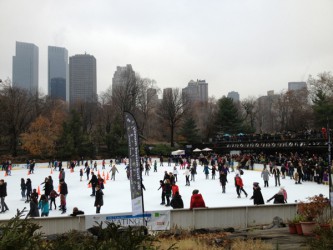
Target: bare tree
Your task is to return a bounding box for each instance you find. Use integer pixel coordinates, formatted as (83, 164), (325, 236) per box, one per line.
(241, 97), (258, 132)
(308, 71), (333, 100)
(157, 88), (190, 147)
(0, 80), (36, 156)
(275, 89), (312, 131)
(135, 78), (160, 139)
(112, 69), (139, 115)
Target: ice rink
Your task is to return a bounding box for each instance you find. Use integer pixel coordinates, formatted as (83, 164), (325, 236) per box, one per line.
(0, 159), (329, 219)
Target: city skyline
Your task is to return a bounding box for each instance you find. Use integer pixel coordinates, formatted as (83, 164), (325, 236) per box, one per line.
(1, 1), (333, 100)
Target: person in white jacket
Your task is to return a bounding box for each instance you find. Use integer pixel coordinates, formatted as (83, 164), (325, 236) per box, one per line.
(173, 166), (179, 182)
(184, 167), (190, 186)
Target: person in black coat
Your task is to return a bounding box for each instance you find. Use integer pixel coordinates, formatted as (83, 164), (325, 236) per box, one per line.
(164, 179), (172, 207)
(158, 180), (166, 205)
(59, 179), (68, 196)
(85, 166), (90, 180)
(272, 166), (281, 187)
(267, 190), (285, 204)
(219, 167), (228, 193)
(0, 179), (9, 212)
(296, 163), (303, 184)
(94, 185), (104, 213)
(20, 178), (26, 201)
(41, 177), (52, 199)
(70, 207), (85, 216)
(59, 179), (68, 210)
(170, 192), (184, 209)
(89, 172), (98, 196)
(28, 197), (39, 217)
(250, 182), (265, 205)
(25, 178), (32, 203)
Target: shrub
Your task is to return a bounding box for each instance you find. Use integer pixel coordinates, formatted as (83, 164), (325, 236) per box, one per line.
(0, 209), (44, 250)
(307, 227), (333, 249)
(146, 144), (174, 156)
(297, 195), (329, 222)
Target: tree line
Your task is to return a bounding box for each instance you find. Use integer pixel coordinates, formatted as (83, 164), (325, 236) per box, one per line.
(0, 71), (332, 159)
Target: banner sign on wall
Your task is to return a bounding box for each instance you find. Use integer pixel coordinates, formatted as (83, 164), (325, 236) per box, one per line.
(85, 210), (170, 231)
(124, 112), (143, 216)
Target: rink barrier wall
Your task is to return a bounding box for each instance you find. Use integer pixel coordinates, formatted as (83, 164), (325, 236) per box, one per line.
(0, 204), (297, 235)
(170, 204), (297, 229)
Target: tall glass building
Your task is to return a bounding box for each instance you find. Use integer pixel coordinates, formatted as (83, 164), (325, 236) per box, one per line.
(69, 53), (97, 106)
(48, 46), (69, 101)
(12, 41), (39, 94)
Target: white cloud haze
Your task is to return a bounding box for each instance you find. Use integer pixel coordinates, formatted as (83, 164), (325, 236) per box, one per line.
(1, 0), (332, 99)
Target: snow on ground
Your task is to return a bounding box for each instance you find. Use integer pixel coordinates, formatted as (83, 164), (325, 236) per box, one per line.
(0, 159), (329, 219)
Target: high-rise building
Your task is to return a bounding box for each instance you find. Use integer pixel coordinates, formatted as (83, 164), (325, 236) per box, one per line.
(288, 82), (307, 91)
(111, 64), (135, 96)
(50, 78), (66, 101)
(227, 91), (240, 102)
(147, 88), (159, 104)
(69, 53), (97, 106)
(256, 90), (280, 133)
(162, 88), (173, 99)
(12, 41), (39, 93)
(48, 46), (69, 101)
(182, 79), (208, 103)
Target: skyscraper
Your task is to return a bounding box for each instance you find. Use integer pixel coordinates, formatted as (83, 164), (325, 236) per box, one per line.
(111, 64), (135, 97)
(12, 41), (39, 93)
(227, 91), (240, 102)
(182, 79), (208, 103)
(69, 53), (97, 106)
(288, 82), (307, 91)
(48, 46), (69, 101)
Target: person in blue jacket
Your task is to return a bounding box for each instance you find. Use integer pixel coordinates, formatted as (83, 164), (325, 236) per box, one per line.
(38, 194), (49, 217)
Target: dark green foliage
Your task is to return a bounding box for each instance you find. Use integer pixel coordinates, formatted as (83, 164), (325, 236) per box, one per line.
(104, 114), (131, 157)
(0, 208), (44, 250)
(0, 210), (175, 250)
(215, 97), (243, 134)
(178, 117), (201, 144)
(146, 144), (174, 156)
(57, 110), (94, 159)
(307, 227), (333, 249)
(51, 222), (165, 250)
(89, 222), (156, 250)
(312, 89), (333, 127)
(51, 230), (96, 250)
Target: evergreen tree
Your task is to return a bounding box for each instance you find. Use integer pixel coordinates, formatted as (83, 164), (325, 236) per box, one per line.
(215, 97), (243, 134)
(312, 89), (333, 127)
(179, 117), (201, 143)
(57, 110), (94, 158)
(105, 114), (123, 155)
(309, 72), (333, 127)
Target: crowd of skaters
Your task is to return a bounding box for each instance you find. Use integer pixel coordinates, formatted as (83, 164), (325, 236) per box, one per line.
(143, 150), (332, 210)
(0, 158), (124, 217)
(0, 150), (330, 217)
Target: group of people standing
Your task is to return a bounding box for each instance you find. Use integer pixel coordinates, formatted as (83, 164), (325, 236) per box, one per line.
(25, 175), (68, 217)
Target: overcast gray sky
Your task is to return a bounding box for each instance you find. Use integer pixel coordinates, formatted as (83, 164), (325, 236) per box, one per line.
(1, 0), (332, 100)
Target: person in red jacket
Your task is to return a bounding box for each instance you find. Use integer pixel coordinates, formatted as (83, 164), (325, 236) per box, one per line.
(190, 189), (206, 209)
(235, 174), (248, 198)
(171, 183), (179, 198)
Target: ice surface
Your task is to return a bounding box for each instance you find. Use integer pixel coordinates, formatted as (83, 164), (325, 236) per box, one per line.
(0, 160), (329, 219)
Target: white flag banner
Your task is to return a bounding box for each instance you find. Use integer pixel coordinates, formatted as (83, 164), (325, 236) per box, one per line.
(85, 210), (170, 231)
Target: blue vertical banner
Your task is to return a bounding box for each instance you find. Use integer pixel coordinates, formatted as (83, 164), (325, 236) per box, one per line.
(124, 112), (144, 216)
